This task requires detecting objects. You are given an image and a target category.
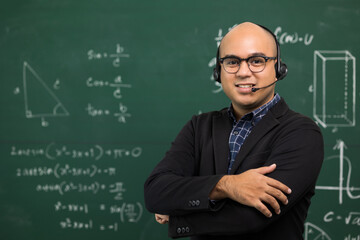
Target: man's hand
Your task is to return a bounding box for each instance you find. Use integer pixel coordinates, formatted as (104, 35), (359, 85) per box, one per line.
(155, 214), (169, 224)
(209, 164), (291, 218)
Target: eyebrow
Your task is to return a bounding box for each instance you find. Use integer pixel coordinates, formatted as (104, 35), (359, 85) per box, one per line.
(222, 52), (267, 58)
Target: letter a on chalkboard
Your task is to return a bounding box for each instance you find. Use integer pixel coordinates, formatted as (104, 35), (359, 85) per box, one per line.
(23, 62), (69, 119)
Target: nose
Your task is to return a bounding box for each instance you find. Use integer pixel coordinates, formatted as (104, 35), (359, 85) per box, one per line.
(236, 60), (252, 77)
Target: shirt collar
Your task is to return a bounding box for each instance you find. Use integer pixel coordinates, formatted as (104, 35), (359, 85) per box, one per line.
(228, 93), (281, 123)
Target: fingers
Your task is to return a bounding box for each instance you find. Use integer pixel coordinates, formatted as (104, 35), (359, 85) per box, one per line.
(261, 177), (291, 216)
(254, 200), (273, 218)
(256, 164), (292, 205)
(266, 186), (289, 206)
(220, 165), (292, 218)
(262, 193), (281, 216)
(257, 189), (287, 218)
(155, 214), (169, 224)
(255, 163), (277, 175)
(268, 177), (292, 194)
(240, 166), (292, 217)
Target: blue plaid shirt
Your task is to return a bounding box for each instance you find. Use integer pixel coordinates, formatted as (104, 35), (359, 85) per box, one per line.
(227, 93), (281, 174)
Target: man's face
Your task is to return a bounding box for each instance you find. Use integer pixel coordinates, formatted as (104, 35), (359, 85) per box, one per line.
(220, 23), (278, 119)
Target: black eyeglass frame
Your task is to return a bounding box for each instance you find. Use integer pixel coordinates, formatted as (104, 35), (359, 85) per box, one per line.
(219, 55), (277, 73)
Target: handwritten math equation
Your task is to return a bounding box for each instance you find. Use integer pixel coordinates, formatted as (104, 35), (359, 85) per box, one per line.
(16, 164), (116, 178)
(56, 192), (143, 231)
(56, 201), (143, 223)
(10, 143), (144, 232)
(11, 142), (142, 161)
(35, 181), (127, 200)
(57, 201), (143, 231)
(86, 43), (132, 123)
(87, 43), (130, 68)
(323, 211), (360, 226)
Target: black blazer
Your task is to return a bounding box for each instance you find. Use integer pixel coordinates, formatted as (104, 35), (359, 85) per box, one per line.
(144, 98), (324, 239)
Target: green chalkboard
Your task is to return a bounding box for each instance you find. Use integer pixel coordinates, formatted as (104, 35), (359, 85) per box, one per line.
(1, 0), (359, 239)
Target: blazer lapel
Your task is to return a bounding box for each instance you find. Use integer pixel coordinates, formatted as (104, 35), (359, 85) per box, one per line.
(212, 111), (233, 174)
(229, 111), (279, 174)
(229, 98), (289, 175)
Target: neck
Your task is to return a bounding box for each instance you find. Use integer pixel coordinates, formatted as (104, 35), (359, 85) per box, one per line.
(231, 93), (276, 121)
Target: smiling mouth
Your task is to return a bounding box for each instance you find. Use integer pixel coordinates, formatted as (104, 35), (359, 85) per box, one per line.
(235, 84), (254, 88)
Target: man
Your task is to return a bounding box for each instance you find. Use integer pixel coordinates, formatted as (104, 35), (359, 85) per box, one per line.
(144, 22), (323, 239)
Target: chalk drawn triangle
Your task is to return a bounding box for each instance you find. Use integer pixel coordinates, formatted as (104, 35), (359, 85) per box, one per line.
(304, 222), (331, 240)
(23, 62), (69, 118)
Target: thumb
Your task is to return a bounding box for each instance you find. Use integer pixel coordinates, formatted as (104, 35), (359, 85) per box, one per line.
(255, 163), (276, 175)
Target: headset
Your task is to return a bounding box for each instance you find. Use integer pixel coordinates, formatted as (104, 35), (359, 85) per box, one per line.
(213, 24), (288, 83)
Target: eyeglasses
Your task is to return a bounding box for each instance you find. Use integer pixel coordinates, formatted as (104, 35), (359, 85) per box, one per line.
(219, 55), (276, 74)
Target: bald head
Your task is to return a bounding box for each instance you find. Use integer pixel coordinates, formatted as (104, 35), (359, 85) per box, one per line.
(219, 22), (277, 58)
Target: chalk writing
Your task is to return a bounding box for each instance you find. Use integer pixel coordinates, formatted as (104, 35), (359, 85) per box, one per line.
(304, 222), (331, 240)
(108, 202), (143, 223)
(344, 234), (360, 240)
(60, 216), (142, 231)
(16, 164), (116, 178)
(87, 43), (130, 68)
(86, 43), (133, 123)
(109, 182), (126, 200)
(316, 140), (360, 204)
(56, 201), (143, 231)
(14, 87), (20, 95)
(274, 26), (314, 46)
(36, 181), (127, 199)
(60, 218), (93, 230)
(11, 146), (45, 157)
(55, 201), (89, 214)
(85, 102), (131, 123)
(86, 75), (131, 99)
(11, 143), (142, 161)
(313, 51), (356, 128)
(113, 102), (131, 123)
(10, 141), (144, 233)
(54, 201), (143, 223)
(22, 62), (69, 127)
(324, 211), (360, 226)
(99, 222), (118, 231)
(36, 181), (104, 195)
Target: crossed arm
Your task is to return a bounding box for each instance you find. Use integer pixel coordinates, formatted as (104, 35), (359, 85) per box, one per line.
(154, 163), (291, 224)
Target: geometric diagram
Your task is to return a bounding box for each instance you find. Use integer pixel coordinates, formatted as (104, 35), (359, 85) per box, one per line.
(23, 62), (69, 127)
(304, 222), (331, 240)
(313, 50), (356, 128)
(315, 140), (360, 204)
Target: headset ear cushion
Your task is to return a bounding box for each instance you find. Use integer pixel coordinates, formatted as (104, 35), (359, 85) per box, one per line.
(213, 67), (221, 83)
(277, 62), (288, 80)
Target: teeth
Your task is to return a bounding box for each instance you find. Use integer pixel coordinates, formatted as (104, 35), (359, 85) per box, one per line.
(236, 84), (253, 88)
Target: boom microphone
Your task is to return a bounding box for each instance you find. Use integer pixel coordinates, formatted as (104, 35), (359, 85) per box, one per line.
(251, 81), (277, 92)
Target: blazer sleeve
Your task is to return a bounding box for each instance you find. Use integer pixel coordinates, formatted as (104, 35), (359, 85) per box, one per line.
(144, 115), (224, 215)
(167, 116), (324, 238)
